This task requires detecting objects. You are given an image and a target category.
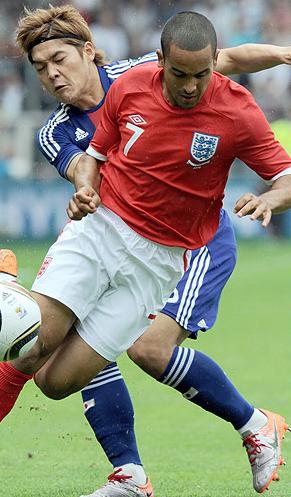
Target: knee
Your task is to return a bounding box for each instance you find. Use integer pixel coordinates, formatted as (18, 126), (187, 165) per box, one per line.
(12, 337), (53, 375)
(127, 339), (151, 364)
(128, 339), (170, 379)
(34, 368), (72, 400)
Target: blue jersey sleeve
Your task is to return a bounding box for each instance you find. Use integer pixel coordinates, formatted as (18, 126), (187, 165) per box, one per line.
(103, 52), (158, 82)
(37, 104), (85, 179)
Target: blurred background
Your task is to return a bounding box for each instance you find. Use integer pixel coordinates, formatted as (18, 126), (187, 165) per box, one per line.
(0, 0), (291, 241)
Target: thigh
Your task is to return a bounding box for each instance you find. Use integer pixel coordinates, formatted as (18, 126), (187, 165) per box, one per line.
(31, 291), (76, 350)
(76, 281), (151, 362)
(13, 292), (76, 373)
(161, 209), (237, 337)
(31, 212), (111, 322)
(35, 328), (110, 399)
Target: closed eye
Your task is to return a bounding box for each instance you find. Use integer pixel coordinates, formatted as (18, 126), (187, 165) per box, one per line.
(35, 65), (45, 73)
(174, 72), (186, 78)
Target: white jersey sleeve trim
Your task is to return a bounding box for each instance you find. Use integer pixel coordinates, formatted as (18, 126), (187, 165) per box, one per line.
(86, 145), (107, 161)
(38, 104), (70, 161)
(265, 167), (291, 185)
(104, 52), (158, 81)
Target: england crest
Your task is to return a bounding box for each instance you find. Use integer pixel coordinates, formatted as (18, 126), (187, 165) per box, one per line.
(190, 132), (219, 165)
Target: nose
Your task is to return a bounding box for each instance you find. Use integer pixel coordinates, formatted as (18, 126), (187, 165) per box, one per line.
(184, 78), (198, 95)
(47, 62), (59, 80)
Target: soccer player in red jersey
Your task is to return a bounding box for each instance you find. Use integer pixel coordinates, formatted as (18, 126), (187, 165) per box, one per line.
(1, 7), (291, 496)
(58, 11), (291, 493)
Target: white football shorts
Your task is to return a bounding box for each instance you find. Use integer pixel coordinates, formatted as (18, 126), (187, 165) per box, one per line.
(32, 206), (188, 361)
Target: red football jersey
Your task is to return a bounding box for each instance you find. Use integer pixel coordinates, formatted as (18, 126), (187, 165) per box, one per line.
(87, 62), (291, 249)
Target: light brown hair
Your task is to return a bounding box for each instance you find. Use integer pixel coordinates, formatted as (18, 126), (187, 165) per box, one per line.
(16, 4), (107, 66)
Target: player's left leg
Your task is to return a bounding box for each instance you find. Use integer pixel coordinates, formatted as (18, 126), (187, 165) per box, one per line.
(129, 311), (258, 427)
(128, 314), (289, 493)
(128, 210), (289, 493)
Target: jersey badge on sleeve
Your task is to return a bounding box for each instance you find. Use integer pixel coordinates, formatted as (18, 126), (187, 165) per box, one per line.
(187, 132), (220, 169)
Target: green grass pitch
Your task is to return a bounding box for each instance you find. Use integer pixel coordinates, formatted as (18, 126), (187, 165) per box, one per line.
(1, 240), (290, 497)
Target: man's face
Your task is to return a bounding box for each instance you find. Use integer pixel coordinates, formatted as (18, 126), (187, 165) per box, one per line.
(31, 39), (94, 106)
(158, 43), (217, 109)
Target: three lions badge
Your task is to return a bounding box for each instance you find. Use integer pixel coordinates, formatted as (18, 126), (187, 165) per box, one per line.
(187, 132), (220, 169)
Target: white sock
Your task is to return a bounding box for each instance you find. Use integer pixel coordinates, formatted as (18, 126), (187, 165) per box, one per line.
(0, 272), (17, 282)
(238, 408), (268, 437)
(114, 464), (147, 486)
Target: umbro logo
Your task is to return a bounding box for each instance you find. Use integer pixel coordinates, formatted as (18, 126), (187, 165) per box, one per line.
(128, 114), (147, 125)
(75, 127), (89, 142)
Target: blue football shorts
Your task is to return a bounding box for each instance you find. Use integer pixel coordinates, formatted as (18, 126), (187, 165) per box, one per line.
(161, 208), (237, 338)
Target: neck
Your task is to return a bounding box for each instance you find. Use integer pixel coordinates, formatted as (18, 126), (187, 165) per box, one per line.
(75, 66), (104, 110)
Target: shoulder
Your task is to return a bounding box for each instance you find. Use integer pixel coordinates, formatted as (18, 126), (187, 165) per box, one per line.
(109, 61), (159, 92)
(211, 72), (252, 98)
(38, 103), (72, 134)
(211, 72), (256, 106)
(209, 72), (263, 121)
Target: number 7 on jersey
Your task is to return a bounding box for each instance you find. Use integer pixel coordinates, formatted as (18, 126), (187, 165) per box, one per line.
(124, 122), (144, 156)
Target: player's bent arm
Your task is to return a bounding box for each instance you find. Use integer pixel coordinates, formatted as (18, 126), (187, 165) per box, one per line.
(66, 153), (102, 220)
(217, 44), (291, 75)
(66, 153), (86, 183)
(234, 174), (291, 227)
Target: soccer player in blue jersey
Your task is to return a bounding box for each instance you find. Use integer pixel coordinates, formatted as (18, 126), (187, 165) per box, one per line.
(0, 5), (290, 497)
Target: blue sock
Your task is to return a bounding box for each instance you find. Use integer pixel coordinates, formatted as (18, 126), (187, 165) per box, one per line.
(81, 363), (142, 467)
(160, 347), (254, 430)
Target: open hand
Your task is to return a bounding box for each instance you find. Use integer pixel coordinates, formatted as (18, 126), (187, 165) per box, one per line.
(233, 192), (272, 227)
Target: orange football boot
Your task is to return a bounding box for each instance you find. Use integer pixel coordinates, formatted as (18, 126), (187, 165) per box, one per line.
(243, 409), (289, 493)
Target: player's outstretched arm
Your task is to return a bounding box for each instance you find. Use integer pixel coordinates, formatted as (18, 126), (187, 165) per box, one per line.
(217, 44), (291, 75)
(66, 153), (102, 220)
(234, 175), (291, 227)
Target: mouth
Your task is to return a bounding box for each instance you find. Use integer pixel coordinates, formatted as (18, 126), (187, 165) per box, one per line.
(54, 84), (68, 93)
(181, 94), (198, 101)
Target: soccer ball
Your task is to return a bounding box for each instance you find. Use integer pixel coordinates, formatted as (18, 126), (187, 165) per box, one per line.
(0, 281), (41, 361)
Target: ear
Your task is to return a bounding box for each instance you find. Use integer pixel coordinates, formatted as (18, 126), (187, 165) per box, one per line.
(156, 49), (165, 68)
(213, 49), (219, 69)
(83, 41), (96, 61)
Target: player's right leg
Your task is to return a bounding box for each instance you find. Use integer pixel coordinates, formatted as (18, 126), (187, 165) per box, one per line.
(0, 209), (114, 420)
(0, 249), (75, 420)
(0, 207), (120, 421)
(0, 287), (76, 420)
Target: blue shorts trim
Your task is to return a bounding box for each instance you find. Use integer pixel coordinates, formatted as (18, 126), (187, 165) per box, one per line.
(161, 209), (237, 338)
